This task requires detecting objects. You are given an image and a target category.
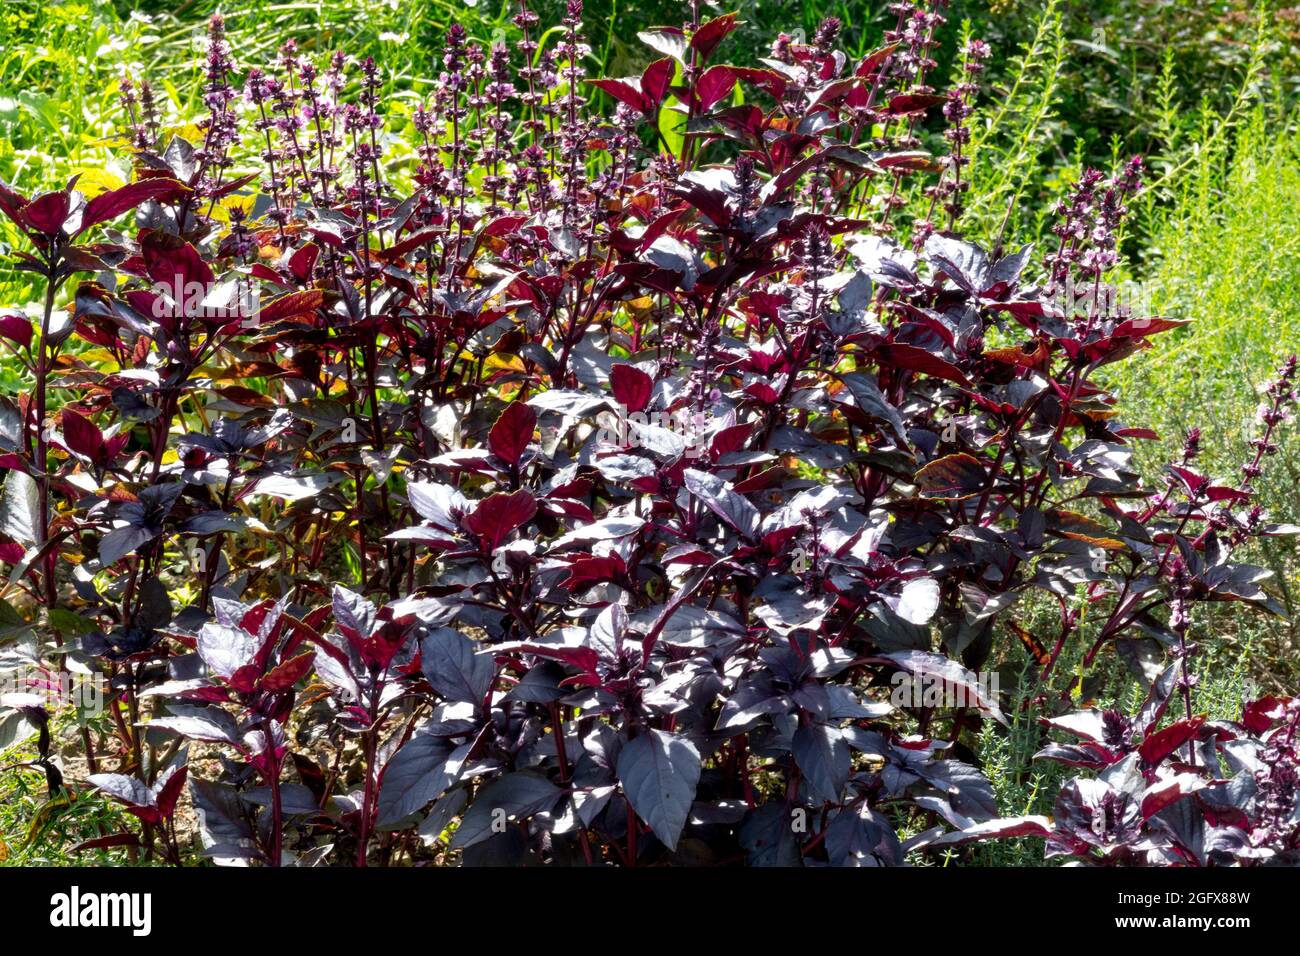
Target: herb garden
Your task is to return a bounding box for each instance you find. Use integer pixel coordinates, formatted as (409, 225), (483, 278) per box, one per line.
(0, 0), (1297, 868)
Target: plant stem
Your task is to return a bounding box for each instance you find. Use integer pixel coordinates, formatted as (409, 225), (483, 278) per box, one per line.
(34, 252), (61, 608)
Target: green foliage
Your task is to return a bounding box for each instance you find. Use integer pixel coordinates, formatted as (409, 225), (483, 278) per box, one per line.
(962, 0), (1069, 248)
(0, 739), (139, 866)
(962, 596), (1268, 867)
(1109, 104), (1300, 680)
(0, 0), (1298, 867)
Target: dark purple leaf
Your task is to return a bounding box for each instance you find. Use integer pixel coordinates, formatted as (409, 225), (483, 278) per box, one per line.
(488, 401), (536, 467)
(421, 628), (495, 704)
(463, 490), (537, 550)
(616, 728), (701, 851)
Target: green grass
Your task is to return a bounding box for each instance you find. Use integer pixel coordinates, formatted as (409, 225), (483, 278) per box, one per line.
(0, 700), (212, 866)
(1106, 105), (1300, 683)
(954, 0), (1300, 686)
(961, 0), (1070, 249)
(961, 593), (1268, 867)
(0, 740), (136, 866)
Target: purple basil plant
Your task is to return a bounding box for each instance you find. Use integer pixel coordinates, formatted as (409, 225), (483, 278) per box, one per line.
(0, 0), (1295, 867)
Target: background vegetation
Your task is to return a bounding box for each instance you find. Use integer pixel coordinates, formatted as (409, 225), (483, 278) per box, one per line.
(1, 0), (1296, 865)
